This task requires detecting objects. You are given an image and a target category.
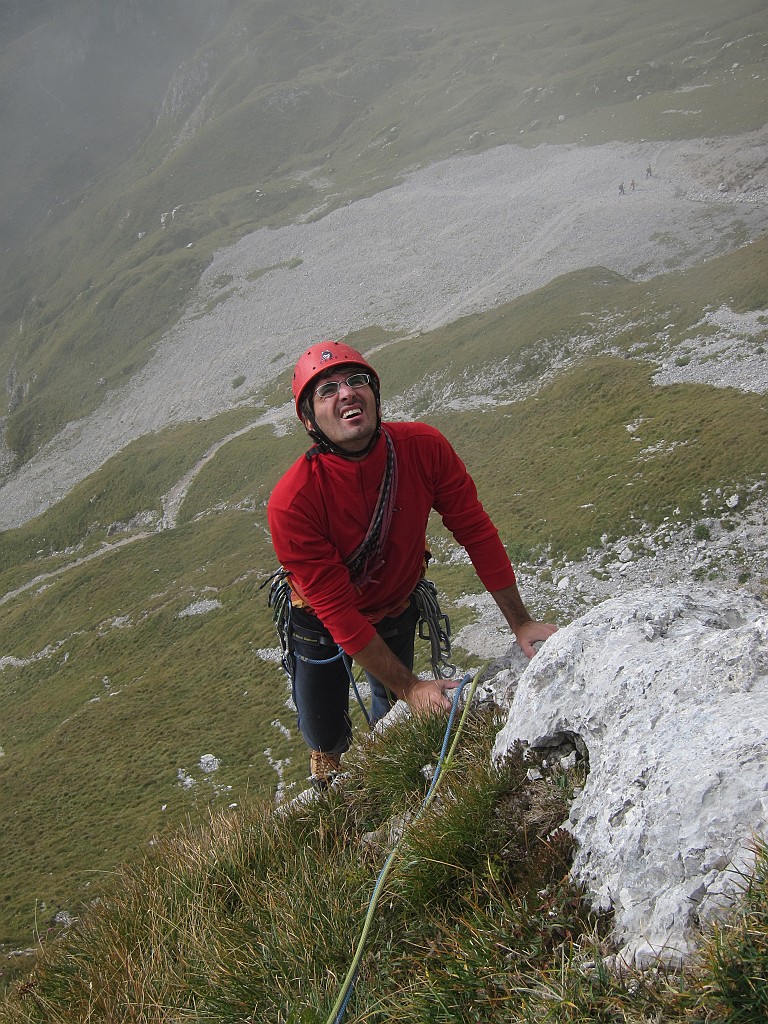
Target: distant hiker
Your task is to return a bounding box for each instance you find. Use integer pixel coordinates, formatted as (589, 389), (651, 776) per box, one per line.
(619, 182), (626, 195)
(646, 165), (652, 178)
(267, 342), (556, 787)
(630, 178), (637, 191)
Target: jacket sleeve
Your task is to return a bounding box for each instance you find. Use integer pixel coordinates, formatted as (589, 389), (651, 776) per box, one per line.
(428, 430), (517, 593)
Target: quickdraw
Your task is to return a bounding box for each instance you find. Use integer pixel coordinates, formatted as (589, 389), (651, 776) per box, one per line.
(262, 567), (295, 677)
(412, 577), (456, 680)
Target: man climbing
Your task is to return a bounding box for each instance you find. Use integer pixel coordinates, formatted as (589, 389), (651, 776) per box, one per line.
(267, 341), (557, 787)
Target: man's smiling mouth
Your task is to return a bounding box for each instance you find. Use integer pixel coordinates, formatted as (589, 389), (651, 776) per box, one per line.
(341, 408), (362, 420)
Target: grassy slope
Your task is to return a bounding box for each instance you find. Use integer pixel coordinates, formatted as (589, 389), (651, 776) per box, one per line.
(0, 710), (766, 1022)
(0, 0), (767, 993)
(1, 238), (767, 964)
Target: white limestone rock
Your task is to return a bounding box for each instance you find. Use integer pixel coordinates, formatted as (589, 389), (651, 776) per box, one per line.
(492, 584), (768, 968)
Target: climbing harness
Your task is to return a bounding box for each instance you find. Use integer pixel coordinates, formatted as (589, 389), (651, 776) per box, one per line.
(262, 567), (456, 707)
(324, 665), (484, 1024)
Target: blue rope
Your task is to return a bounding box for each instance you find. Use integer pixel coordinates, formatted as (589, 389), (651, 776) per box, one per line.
(326, 669), (479, 1024)
(296, 650), (345, 665)
(296, 645), (375, 730)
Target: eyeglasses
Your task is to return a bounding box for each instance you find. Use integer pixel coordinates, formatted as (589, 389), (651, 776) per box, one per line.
(315, 372), (371, 399)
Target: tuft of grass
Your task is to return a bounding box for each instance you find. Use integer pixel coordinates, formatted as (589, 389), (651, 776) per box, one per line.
(0, 708), (766, 1022)
(698, 840), (768, 1023)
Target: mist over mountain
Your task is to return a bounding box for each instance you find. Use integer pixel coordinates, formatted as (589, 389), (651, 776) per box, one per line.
(0, 0), (223, 280)
(1, 0), (766, 497)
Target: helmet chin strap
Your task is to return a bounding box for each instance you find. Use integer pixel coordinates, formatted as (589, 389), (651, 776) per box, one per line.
(306, 415), (382, 459)
(304, 379), (383, 460)
(303, 382), (382, 458)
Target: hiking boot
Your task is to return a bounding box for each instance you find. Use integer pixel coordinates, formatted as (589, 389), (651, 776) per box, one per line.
(310, 750), (341, 790)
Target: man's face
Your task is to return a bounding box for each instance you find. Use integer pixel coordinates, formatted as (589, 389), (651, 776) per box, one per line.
(303, 365), (378, 454)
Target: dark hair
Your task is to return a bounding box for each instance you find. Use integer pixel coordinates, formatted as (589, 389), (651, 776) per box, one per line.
(298, 392), (313, 422)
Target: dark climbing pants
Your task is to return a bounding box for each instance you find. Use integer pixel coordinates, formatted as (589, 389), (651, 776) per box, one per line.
(289, 601), (420, 754)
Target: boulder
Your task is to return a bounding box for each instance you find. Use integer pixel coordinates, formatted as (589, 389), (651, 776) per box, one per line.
(492, 584), (768, 967)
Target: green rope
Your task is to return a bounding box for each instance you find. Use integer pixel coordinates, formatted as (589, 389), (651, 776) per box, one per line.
(325, 664), (485, 1024)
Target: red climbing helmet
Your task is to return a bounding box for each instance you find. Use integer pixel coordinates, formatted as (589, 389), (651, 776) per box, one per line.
(291, 340), (380, 418)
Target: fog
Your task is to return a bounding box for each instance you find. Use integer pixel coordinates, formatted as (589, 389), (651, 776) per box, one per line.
(0, 0), (221, 281)
(0, 0), (765, 507)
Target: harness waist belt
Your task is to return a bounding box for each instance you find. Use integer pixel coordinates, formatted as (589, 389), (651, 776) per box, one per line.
(293, 622), (405, 648)
(291, 627), (337, 648)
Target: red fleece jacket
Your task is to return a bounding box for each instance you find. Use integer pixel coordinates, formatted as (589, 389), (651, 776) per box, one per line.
(267, 421), (516, 655)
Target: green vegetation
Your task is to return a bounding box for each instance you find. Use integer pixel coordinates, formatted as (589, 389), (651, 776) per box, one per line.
(0, 513), (291, 953)
(1, 0), (767, 1010)
(245, 257), (304, 283)
(0, 708), (766, 1021)
(175, 426), (298, 525)
(0, 411), (260, 578)
(1, 238), (767, 963)
(434, 357), (768, 560)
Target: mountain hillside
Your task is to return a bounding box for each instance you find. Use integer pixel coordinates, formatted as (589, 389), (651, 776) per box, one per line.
(2, 124), (767, 528)
(1, 0), (766, 489)
(0, 0), (766, 981)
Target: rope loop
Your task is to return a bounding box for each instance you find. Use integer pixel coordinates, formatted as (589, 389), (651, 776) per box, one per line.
(412, 578), (456, 679)
(295, 650), (345, 666)
(263, 569), (455, 683)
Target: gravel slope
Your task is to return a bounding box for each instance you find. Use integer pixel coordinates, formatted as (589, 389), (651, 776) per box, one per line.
(1, 127), (766, 530)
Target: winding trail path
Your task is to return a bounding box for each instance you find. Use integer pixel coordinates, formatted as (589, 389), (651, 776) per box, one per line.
(1, 406), (293, 608)
(1, 128), (766, 530)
